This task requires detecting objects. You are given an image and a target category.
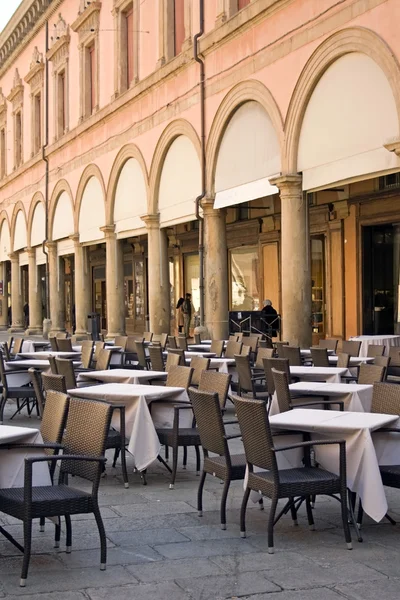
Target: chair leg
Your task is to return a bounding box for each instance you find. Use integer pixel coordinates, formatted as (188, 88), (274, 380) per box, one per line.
(120, 445), (129, 489)
(93, 504), (107, 570)
(20, 519), (33, 587)
(65, 514), (72, 553)
(183, 446), (187, 469)
(259, 498), (264, 510)
(289, 496), (298, 526)
(39, 516), (45, 532)
(341, 491), (353, 550)
(194, 445), (201, 475)
(268, 495), (279, 554)
(169, 445), (178, 490)
(0, 394), (6, 423)
(220, 479), (231, 530)
(54, 519), (61, 548)
(197, 471), (206, 516)
(112, 447), (120, 468)
(356, 499), (364, 527)
(240, 487), (251, 538)
(305, 496), (315, 530)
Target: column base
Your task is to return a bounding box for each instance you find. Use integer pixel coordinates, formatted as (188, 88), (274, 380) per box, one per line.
(25, 327), (43, 335)
(0, 325), (8, 331)
(8, 326), (25, 333)
(106, 331), (126, 339)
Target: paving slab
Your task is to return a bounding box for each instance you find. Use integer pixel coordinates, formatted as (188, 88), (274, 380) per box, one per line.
(176, 571), (280, 599)
(86, 581), (190, 600)
(127, 556), (227, 582)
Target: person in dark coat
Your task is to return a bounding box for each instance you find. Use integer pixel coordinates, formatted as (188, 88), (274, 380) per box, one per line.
(261, 299), (278, 337)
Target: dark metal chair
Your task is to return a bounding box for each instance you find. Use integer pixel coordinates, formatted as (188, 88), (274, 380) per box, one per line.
(0, 352), (37, 423)
(49, 336), (58, 352)
(48, 355), (58, 374)
(167, 348), (185, 366)
(0, 397), (112, 586)
(373, 355), (390, 380)
(232, 394), (352, 553)
(234, 354), (268, 401)
(28, 368), (46, 417)
(55, 358), (77, 390)
(134, 341), (149, 370)
(177, 336), (188, 351)
(254, 347), (274, 370)
(143, 331), (153, 343)
(262, 357), (291, 400)
(168, 336), (177, 349)
(275, 341), (289, 356)
(224, 340), (242, 359)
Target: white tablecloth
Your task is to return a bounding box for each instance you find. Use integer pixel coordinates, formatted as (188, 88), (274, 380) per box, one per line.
(68, 383), (190, 471)
(22, 340), (50, 353)
(290, 366), (349, 384)
(77, 369), (167, 385)
(350, 335), (400, 357)
(6, 359), (81, 371)
(166, 350), (216, 358)
(17, 351), (81, 360)
(269, 409), (398, 522)
(328, 356), (375, 366)
(0, 426), (52, 488)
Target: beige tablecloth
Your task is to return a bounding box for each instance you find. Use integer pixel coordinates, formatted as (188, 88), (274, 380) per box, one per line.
(68, 383), (190, 471)
(0, 425), (52, 488)
(269, 409), (398, 522)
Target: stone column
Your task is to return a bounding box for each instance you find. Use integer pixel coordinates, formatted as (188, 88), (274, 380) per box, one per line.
(203, 197), (229, 340)
(8, 252), (24, 332)
(0, 262), (8, 330)
(71, 235), (91, 336)
(142, 214), (170, 335)
(270, 174), (312, 347)
(101, 225), (125, 338)
(26, 248), (42, 334)
(48, 241), (65, 333)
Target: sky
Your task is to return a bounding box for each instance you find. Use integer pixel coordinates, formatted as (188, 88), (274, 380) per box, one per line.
(0, 1), (22, 33)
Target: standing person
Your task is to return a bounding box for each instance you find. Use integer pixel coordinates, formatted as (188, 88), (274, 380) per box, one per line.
(176, 297), (184, 333)
(182, 293), (193, 338)
(23, 302), (29, 329)
(261, 299), (278, 337)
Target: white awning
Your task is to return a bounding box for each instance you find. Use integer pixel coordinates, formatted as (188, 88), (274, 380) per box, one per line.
(214, 176), (279, 209)
(19, 251), (28, 266)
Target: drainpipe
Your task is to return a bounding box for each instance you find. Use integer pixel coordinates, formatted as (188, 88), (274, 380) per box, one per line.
(194, 0), (205, 328)
(42, 20), (50, 328)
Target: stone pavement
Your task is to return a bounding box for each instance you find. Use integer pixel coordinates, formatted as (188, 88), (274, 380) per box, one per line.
(0, 333), (399, 598)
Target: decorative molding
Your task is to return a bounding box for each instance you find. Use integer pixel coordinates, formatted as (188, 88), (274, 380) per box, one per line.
(47, 13), (70, 68)
(71, 2), (102, 43)
(384, 140), (400, 156)
(7, 69), (24, 110)
(24, 46), (44, 91)
(0, 88), (7, 127)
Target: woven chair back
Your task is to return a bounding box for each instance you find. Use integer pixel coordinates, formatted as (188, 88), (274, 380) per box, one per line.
(0, 353), (9, 394)
(7, 336), (14, 352)
(372, 382), (400, 415)
(124, 336), (137, 353)
(199, 370), (231, 409)
(40, 390), (69, 456)
(232, 394), (278, 472)
(168, 348), (185, 366)
(55, 358), (77, 390)
(281, 345), (302, 367)
(310, 347), (330, 368)
(229, 335), (239, 342)
(271, 368), (292, 413)
(114, 336), (128, 351)
(159, 333), (168, 350)
(28, 368), (46, 417)
(236, 333), (243, 342)
(168, 336), (177, 349)
(80, 341), (94, 369)
(190, 356), (210, 386)
(240, 345), (251, 357)
(177, 336), (188, 351)
(13, 338), (24, 355)
(166, 365), (193, 389)
(194, 333), (201, 344)
(373, 356), (390, 376)
(242, 336), (259, 353)
(234, 354), (253, 394)
(275, 341), (289, 356)
(96, 349), (112, 371)
(49, 337), (58, 351)
(189, 388), (226, 456)
(2, 341), (11, 361)
(367, 344), (385, 358)
(93, 341), (105, 362)
(56, 332), (68, 339)
(57, 338), (73, 352)
(225, 340), (242, 359)
(388, 347), (400, 367)
(319, 338), (338, 352)
(148, 345), (165, 371)
(48, 355), (58, 373)
(210, 340), (224, 357)
(60, 397), (112, 482)
(337, 352), (350, 368)
(165, 352), (180, 371)
(143, 332), (153, 342)
(341, 340), (361, 357)
(358, 363), (385, 385)
(41, 372), (67, 394)
(262, 357), (290, 396)
(255, 347), (274, 369)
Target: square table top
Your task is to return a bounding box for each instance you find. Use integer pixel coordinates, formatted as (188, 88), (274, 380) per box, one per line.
(68, 382), (185, 400)
(290, 367), (348, 377)
(0, 425), (41, 444)
(17, 351), (82, 360)
(289, 381), (372, 395)
(269, 408), (397, 433)
(78, 369), (167, 383)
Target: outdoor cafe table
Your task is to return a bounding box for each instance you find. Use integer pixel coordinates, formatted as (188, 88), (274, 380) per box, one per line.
(6, 359), (82, 371)
(269, 409), (399, 522)
(269, 382), (373, 415)
(164, 351), (217, 358)
(290, 366), (349, 384)
(77, 368), (167, 385)
(0, 425), (51, 488)
(17, 351), (82, 360)
(68, 383), (191, 471)
(73, 345), (124, 365)
(350, 334), (400, 357)
(21, 340), (51, 353)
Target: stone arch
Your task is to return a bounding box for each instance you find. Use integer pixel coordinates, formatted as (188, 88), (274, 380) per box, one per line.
(206, 79), (284, 194)
(74, 164), (106, 236)
(10, 201), (28, 252)
(106, 143), (149, 226)
(149, 119), (201, 216)
(284, 27), (400, 174)
(27, 191), (45, 247)
(0, 211), (11, 262)
(49, 179), (74, 241)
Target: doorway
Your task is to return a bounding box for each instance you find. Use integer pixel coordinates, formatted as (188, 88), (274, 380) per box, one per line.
(362, 224), (398, 335)
(92, 265), (107, 331)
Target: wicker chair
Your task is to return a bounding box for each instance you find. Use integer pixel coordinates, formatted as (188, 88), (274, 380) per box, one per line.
(57, 338), (73, 352)
(80, 341), (95, 369)
(229, 335), (239, 342)
(310, 347), (330, 368)
(210, 340), (224, 358)
(0, 352), (37, 423)
(12, 338), (24, 356)
(254, 347), (274, 370)
(319, 339), (338, 352)
(48, 355), (58, 374)
(155, 366), (198, 488)
(337, 352), (350, 368)
(224, 340), (242, 359)
(159, 333), (168, 350)
(234, 354), (268, 400)
(165, 352), (181, 372)
(188, 387), (249, 529)
(190, 356), (210, 386)
(95, 349), (112, 371)
(387, 348), (400, 379)
(121, 336), (139, 365)
(236, 333), (243, 342)
(168, 348), (185, 366)
(28, 368), (46, 417)
(272, 368), (344, 412)
(133, 341), (148, 369)
(263, 358), (291, 398)
(177, 336), (188, 351)
(168, 336), (177, 349)
(114, 336), (128, 351)
(341, 340), (361, 357)
(198, 370), (231, 410)
(357, 364), (385, 384)
(281, 345), (302, 367)
(367, 344), (385, 358)
(7, 336), (14, 353)
(92, 342), (105, 365)
(371, 382), (400, 414)
(373, 355), (390, 380)
(143, 332), (153, 342)
(242, 336), (259, 354)
(55, 358), (77, 390)
(194, 333), (201, 344)
(148, 345), (165, 371)
(41, 372), (67, 394)
(275, 341), (289, 356)
(56, 332), (68, 339)
(232, 394), (352, 553)
(3, 341), (12, 361)
(0, 397), (112, 586)
(240, 345), (251, 357)
(49, 337), (58, 352)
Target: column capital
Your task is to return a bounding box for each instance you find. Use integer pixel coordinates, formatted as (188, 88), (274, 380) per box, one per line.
(46, 241), (57, 250)
(8, 251), (19, 262)
(26, 247), (36, 258)
(69, 233), (80, 244)
(269, 173), (302, 191)
(141, 213), (160, 229)
(100, 225), (116, 238)
(201, 196), (226, 217)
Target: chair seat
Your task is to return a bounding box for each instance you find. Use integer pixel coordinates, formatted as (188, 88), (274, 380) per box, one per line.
(380, 464), (400, 488)
(7, 388), (36, 398)
(157, 427), (200, 447)
(204, 453), (246, 480)
(249, 466), (341, 498)
(0, 485), (92, 519)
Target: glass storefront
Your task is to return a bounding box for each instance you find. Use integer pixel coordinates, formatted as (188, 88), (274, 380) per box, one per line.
(230, 247), (260, 311)
(184, 253), (200, 313)
(92, 265), (107, 331)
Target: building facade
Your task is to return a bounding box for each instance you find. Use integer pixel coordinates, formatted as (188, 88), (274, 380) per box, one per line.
(0, 0), (400, 345)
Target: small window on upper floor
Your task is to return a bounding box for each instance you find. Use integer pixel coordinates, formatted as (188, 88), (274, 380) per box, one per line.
(57, 70), (67, 137)
(0, 128), (6, 179)
(126, 8), (135, 87)
(173, 0), (185, 56)
(15, 111), (22, 168)
(238, 0), (251, 10)
(114, 0), (139, 97)
(159, 0), (190, 65)
(33, 93), (42, 155)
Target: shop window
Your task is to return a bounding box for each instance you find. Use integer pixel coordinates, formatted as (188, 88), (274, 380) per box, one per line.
(237, 202), (250, 221)
(230, 247), (260, 311)
(311, 236), (325, 336)
(379, 172), (400, 190)
(184, 253), (200, 313)
(134, 259), (145, 320)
